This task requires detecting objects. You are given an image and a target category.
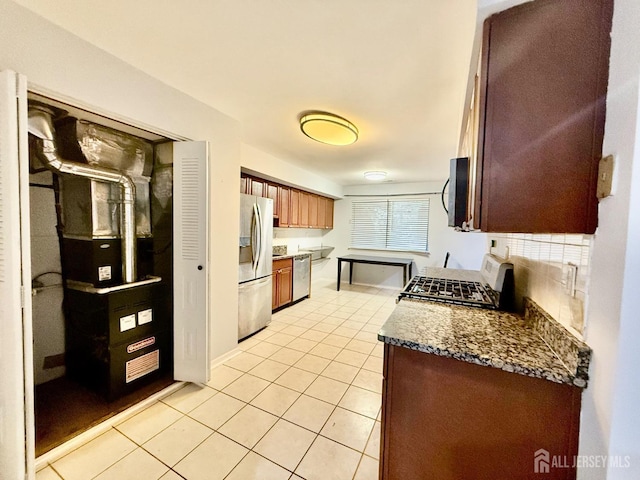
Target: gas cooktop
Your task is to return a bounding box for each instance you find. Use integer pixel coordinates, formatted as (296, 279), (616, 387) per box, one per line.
(399, 276), (499, 309)
(398, 254), (514, 310)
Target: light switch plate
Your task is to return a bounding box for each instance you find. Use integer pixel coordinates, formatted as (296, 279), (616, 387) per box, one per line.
(597, 155), (614, 199)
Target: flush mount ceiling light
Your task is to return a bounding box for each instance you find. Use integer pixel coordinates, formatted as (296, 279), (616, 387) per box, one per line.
(299, 112), (358, 146)
(364, 171), (387, 181)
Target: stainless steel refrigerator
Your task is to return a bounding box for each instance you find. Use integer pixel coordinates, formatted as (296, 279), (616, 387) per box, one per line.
(238, 193), (273, 340)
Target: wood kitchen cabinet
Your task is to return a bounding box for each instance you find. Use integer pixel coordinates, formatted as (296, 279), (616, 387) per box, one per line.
(325, 197), (334, 229)
(272, 258), (293, 310)
(317, 197), (326, 229)
(240, 173), (335, 229)
(265, 182), (278, 219)
(473, 0), (613, 233)
(308, 194), (318, 228)
(278, 186), (290, 226)
(248, 177), (265, 197)
(298, 191), (310, 227)
(289, 189), (300, 227)
(380, 343), (582, 479)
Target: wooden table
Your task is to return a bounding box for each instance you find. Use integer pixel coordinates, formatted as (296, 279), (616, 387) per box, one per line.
(336, 254), (413, 291)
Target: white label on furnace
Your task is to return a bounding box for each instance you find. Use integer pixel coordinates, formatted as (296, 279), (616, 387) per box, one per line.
(120, 314), (136, 332)
(138, 308), (153, 325)
(98, 265), (112, 281)
(126, 350), (160, 383)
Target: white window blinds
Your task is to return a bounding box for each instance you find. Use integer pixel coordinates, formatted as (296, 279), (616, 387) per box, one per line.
(350, 197), (430, 253)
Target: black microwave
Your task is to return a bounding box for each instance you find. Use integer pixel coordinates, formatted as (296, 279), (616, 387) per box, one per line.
(447, 157), (470, 228)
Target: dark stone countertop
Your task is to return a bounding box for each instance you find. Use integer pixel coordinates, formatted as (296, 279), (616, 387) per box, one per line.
(272, 252), (311, 260)
(378, 298), (591, 388)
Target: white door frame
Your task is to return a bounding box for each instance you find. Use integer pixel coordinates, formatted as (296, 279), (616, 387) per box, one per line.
(0, 70), (35, 479)
(1, 74), (211, 476)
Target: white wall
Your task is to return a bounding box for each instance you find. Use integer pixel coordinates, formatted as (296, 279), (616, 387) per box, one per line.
(579, 0), (640, 478)
(0, 0), (241, 362)
(29, 171), (65, 385)
(319, 181), (487, 289)
(241, 144), (343, 198)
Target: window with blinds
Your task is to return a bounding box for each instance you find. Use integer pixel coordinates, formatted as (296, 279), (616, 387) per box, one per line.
(350, 197), (430, 253)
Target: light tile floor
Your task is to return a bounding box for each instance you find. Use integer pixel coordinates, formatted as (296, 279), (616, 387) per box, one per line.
(37, 279), (398, 480)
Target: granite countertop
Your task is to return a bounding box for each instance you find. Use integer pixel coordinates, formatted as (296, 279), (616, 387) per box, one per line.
(272, 252), (311, 260)
(378, 298), (591, 388)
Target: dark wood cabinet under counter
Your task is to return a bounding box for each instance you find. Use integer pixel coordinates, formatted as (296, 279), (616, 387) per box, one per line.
(272, 257), (293, 310)
(378, 298), (591, 480)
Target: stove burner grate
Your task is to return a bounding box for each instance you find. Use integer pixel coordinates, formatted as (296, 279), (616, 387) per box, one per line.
(399, 276), (499, 309)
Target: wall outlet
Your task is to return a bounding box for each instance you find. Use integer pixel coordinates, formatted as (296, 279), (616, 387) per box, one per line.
(563, 263), (578, 297)
(597, 155), (614, 199)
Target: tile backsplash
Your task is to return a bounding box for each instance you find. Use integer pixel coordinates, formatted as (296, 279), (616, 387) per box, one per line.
(488, 234), (592, 338)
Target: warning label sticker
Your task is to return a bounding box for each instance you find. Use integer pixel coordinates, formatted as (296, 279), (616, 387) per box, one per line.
(120, 314), (136, 332)
(126, 350), (160, 383)
(127, 336), (156, 354)
(138, 308), (153, 325)
(98, 265), (112, 281)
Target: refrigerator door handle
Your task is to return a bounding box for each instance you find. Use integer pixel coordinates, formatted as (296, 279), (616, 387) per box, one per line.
(251, 203), (259, 272)
(255, 203), (263, 273)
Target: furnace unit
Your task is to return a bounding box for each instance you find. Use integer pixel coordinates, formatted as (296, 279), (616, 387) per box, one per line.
(29, 106), (171, 401)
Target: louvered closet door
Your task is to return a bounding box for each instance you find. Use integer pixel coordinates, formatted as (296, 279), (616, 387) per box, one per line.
(173, 141), (210, 383)
(0, 70), (35, 479)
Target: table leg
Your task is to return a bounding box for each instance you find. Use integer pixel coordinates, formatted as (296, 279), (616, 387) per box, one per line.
(349, 262), (354, 285)
(337, 260), (342, 291)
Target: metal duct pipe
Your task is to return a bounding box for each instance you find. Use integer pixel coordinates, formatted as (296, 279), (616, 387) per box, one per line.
(28, 106), (138, 283)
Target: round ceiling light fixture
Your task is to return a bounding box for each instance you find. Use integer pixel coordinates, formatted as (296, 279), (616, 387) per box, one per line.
(300, 111), (358, 146)
(364, 171), (387, 181)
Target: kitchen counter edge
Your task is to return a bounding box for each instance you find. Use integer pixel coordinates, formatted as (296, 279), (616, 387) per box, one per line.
(377, 297), (591, 389)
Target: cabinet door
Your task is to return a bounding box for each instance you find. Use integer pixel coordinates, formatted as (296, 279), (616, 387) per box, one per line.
(308, 194), (318, 228)
(240, 175), (248, 194)
(476, 0), (612, 233)
(278, 186), (290, 226)
(249, 177), (265, 197)
(381, 344), (582, 479)
(325, 199), (334, 229)
(272, 272), (278, 310)
(317, 197), (327, 228)
(289, 189), (300, 227)
(278, 267), (293, 306)
(266, 183), (278, 218)
(299, 192), (310, 227)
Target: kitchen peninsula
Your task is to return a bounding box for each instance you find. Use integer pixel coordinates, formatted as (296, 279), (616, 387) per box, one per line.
(377, 298), (590, 479)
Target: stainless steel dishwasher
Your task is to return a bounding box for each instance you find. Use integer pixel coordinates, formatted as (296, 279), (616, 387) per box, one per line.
(292, 254), (311, 302)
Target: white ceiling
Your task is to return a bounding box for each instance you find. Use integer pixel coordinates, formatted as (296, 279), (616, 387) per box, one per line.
(14, 0), (477, 186)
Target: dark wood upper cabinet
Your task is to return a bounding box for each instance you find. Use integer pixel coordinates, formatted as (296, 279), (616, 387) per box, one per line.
(240, 173), (334, 229)
(474, 0), (613, 233)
